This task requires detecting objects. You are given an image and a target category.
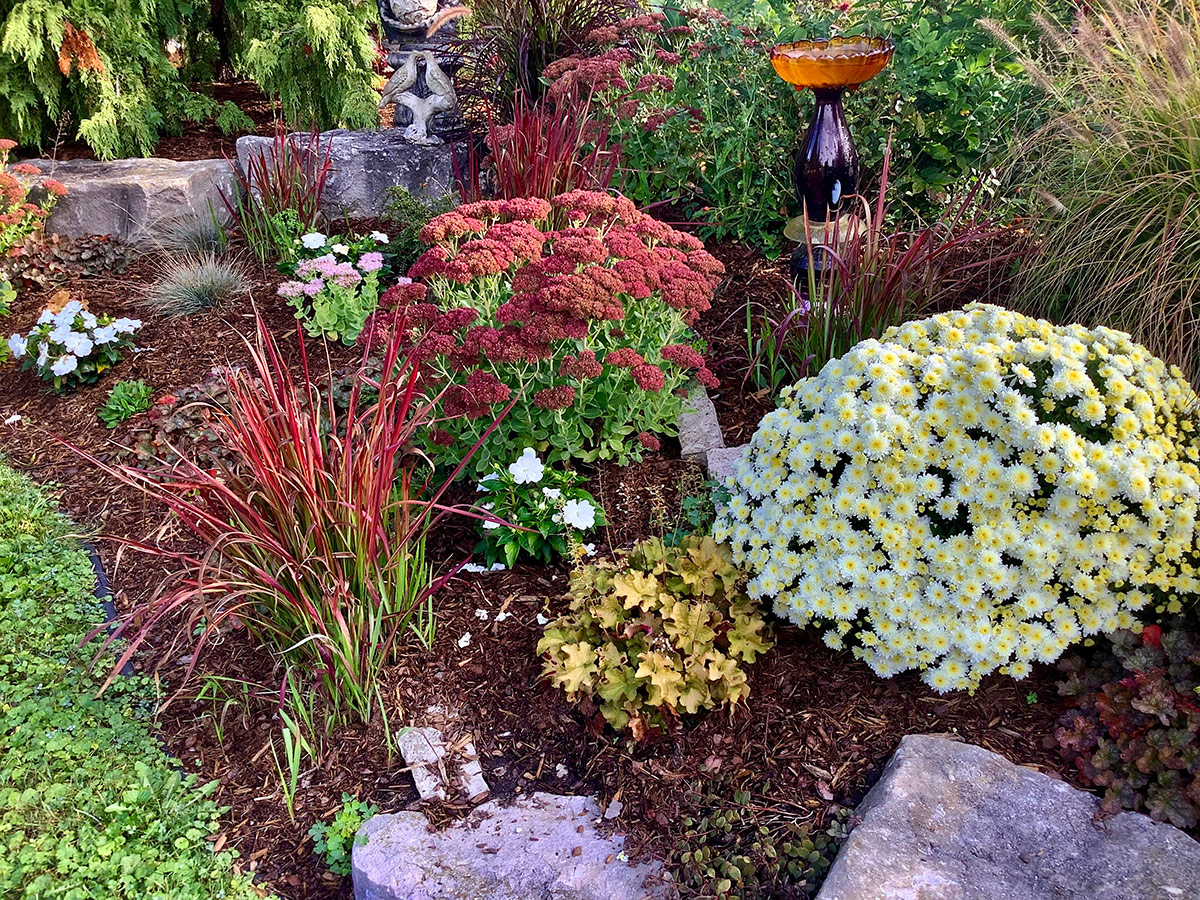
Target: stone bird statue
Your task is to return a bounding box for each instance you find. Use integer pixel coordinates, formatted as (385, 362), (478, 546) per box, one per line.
(379, 50), (457, 145)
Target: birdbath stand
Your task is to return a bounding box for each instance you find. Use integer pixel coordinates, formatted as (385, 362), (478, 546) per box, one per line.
(770, 36), (893, 281)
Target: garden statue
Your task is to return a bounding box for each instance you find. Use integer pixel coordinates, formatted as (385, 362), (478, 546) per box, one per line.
(378, 0), (438, 43)
(379, 50), (457, 145)
(770, 36), (893, 280)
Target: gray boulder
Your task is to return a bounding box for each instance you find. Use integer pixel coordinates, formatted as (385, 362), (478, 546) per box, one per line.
(235, 129), (455, 220)
(817, 734), (1200, 900)
(677, 383), (724, 462)
(353, 792), (673, 900)
(16, 157), (237, 248)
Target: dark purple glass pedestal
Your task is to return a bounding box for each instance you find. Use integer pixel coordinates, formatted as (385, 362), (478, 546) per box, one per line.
(790, 87), (859, 282)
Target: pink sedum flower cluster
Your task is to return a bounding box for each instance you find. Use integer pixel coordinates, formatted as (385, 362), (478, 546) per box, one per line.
(361, 190), (723, 473)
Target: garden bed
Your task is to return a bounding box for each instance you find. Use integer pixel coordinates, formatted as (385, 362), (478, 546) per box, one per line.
(0, 234), (1072, 900)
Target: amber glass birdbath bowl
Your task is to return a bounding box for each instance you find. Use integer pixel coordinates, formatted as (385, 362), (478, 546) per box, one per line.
(771, 37), (893, 229)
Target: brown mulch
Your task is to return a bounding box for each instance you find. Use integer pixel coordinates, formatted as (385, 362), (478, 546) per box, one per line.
(0, 235), (1074, 900)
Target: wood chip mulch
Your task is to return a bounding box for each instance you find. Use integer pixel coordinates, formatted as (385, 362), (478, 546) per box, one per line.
(0, 236), (1074, 900)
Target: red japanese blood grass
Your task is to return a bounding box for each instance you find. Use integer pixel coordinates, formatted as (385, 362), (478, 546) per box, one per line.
(463, 89), (620, 202)
(222, 124), (332, 264)
(70, 317), (510, 728)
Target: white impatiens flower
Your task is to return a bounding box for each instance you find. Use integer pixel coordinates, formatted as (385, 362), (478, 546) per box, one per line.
(7, 334), (27, 358)
(36, 309), (54, 325)
(476, 472), (500, 492)
(561, 498), (596, 530)
(53, 300), (82, 327)
(51, 354), (78, 376)
(92, 325), (117, 344)
(112, 318), (141, 334)
(370, 231), (389, 243)
(35, 343), (49, 366)
(508, 447), (545, 484)
(62, 332), (93, 357)
(301, 232), (327, 249)
(332, 243), (350, 255)
(542, 487), (562, 500)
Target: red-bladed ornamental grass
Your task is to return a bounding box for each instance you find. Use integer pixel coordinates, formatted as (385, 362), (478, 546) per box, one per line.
(72, 318), (509, 729)
(362, 190), (724, 475)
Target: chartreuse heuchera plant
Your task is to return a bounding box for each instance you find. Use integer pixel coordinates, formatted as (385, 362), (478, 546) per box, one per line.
(9, 299), (141, 390)
(538, 535), (773, 738)
(476, 447), (604, 568)
(1056, 626), (1200, 829)
(716, 303), (1200, 693)
(0, 462), (259, 899)
(362, 191), (723, 474)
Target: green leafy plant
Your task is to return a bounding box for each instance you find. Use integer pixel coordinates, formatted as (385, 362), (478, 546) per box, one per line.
(474, 447), (604, 568)
(145, 253), (249, 317)
(674, 781), (850, 899)
(0, 277), (13, 315)
(309, 793), (377, 876)
(236, 0), (379, 131)
(76, 317), (507, 727)
(382, 186), (455, 273)
(365, 191), (723, 475)
(9, 299), (141, 391)
(1055, 625), (1200, 829)
(98, 378), (153, 427)
(996, 0), (1200, 379)
(0, 462), (260, 899)
(538, 534), (773, 739)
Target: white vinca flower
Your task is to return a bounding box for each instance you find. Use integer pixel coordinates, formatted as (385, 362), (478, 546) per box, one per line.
(508, 447), (545, 484)
(561, 499), (596, 530)
(301, 232), (326, 249)
(716, 303), (1200, 694)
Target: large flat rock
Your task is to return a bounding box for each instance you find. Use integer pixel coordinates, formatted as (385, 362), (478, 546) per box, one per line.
(236, 129), (455, 220)
(18, 157), (237, 247)
(817, 734), (1200, 900)
(353, 792), (673, 900)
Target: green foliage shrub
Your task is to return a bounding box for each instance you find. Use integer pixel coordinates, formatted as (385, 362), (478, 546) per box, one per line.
(0, 462), (261, 899)
(99, 378), (154, 427)
(538, 535), (773, 738)
(0, 0), (377, 160)
(382, 186), (455, 274)
(1056, 626), (1200, 829)
(553, 0), (1052, 255)
(308, 793), (376, 876)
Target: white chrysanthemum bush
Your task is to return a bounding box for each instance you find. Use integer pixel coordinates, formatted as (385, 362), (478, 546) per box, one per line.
(714, 304), (1200, 692)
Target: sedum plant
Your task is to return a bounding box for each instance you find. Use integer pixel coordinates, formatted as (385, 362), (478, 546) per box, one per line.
(1055, 626), (1200, 829)
(363, 191), (723, 474)
(0, 141), (66, 256)
(716, 304), (1200, 693)
(538, 535), (773, 739)
(475, 447), (604, 568)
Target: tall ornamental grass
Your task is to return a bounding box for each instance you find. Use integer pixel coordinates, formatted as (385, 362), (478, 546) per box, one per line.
(992, 0), (1200, 378)
(76, 319), (505, 726)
